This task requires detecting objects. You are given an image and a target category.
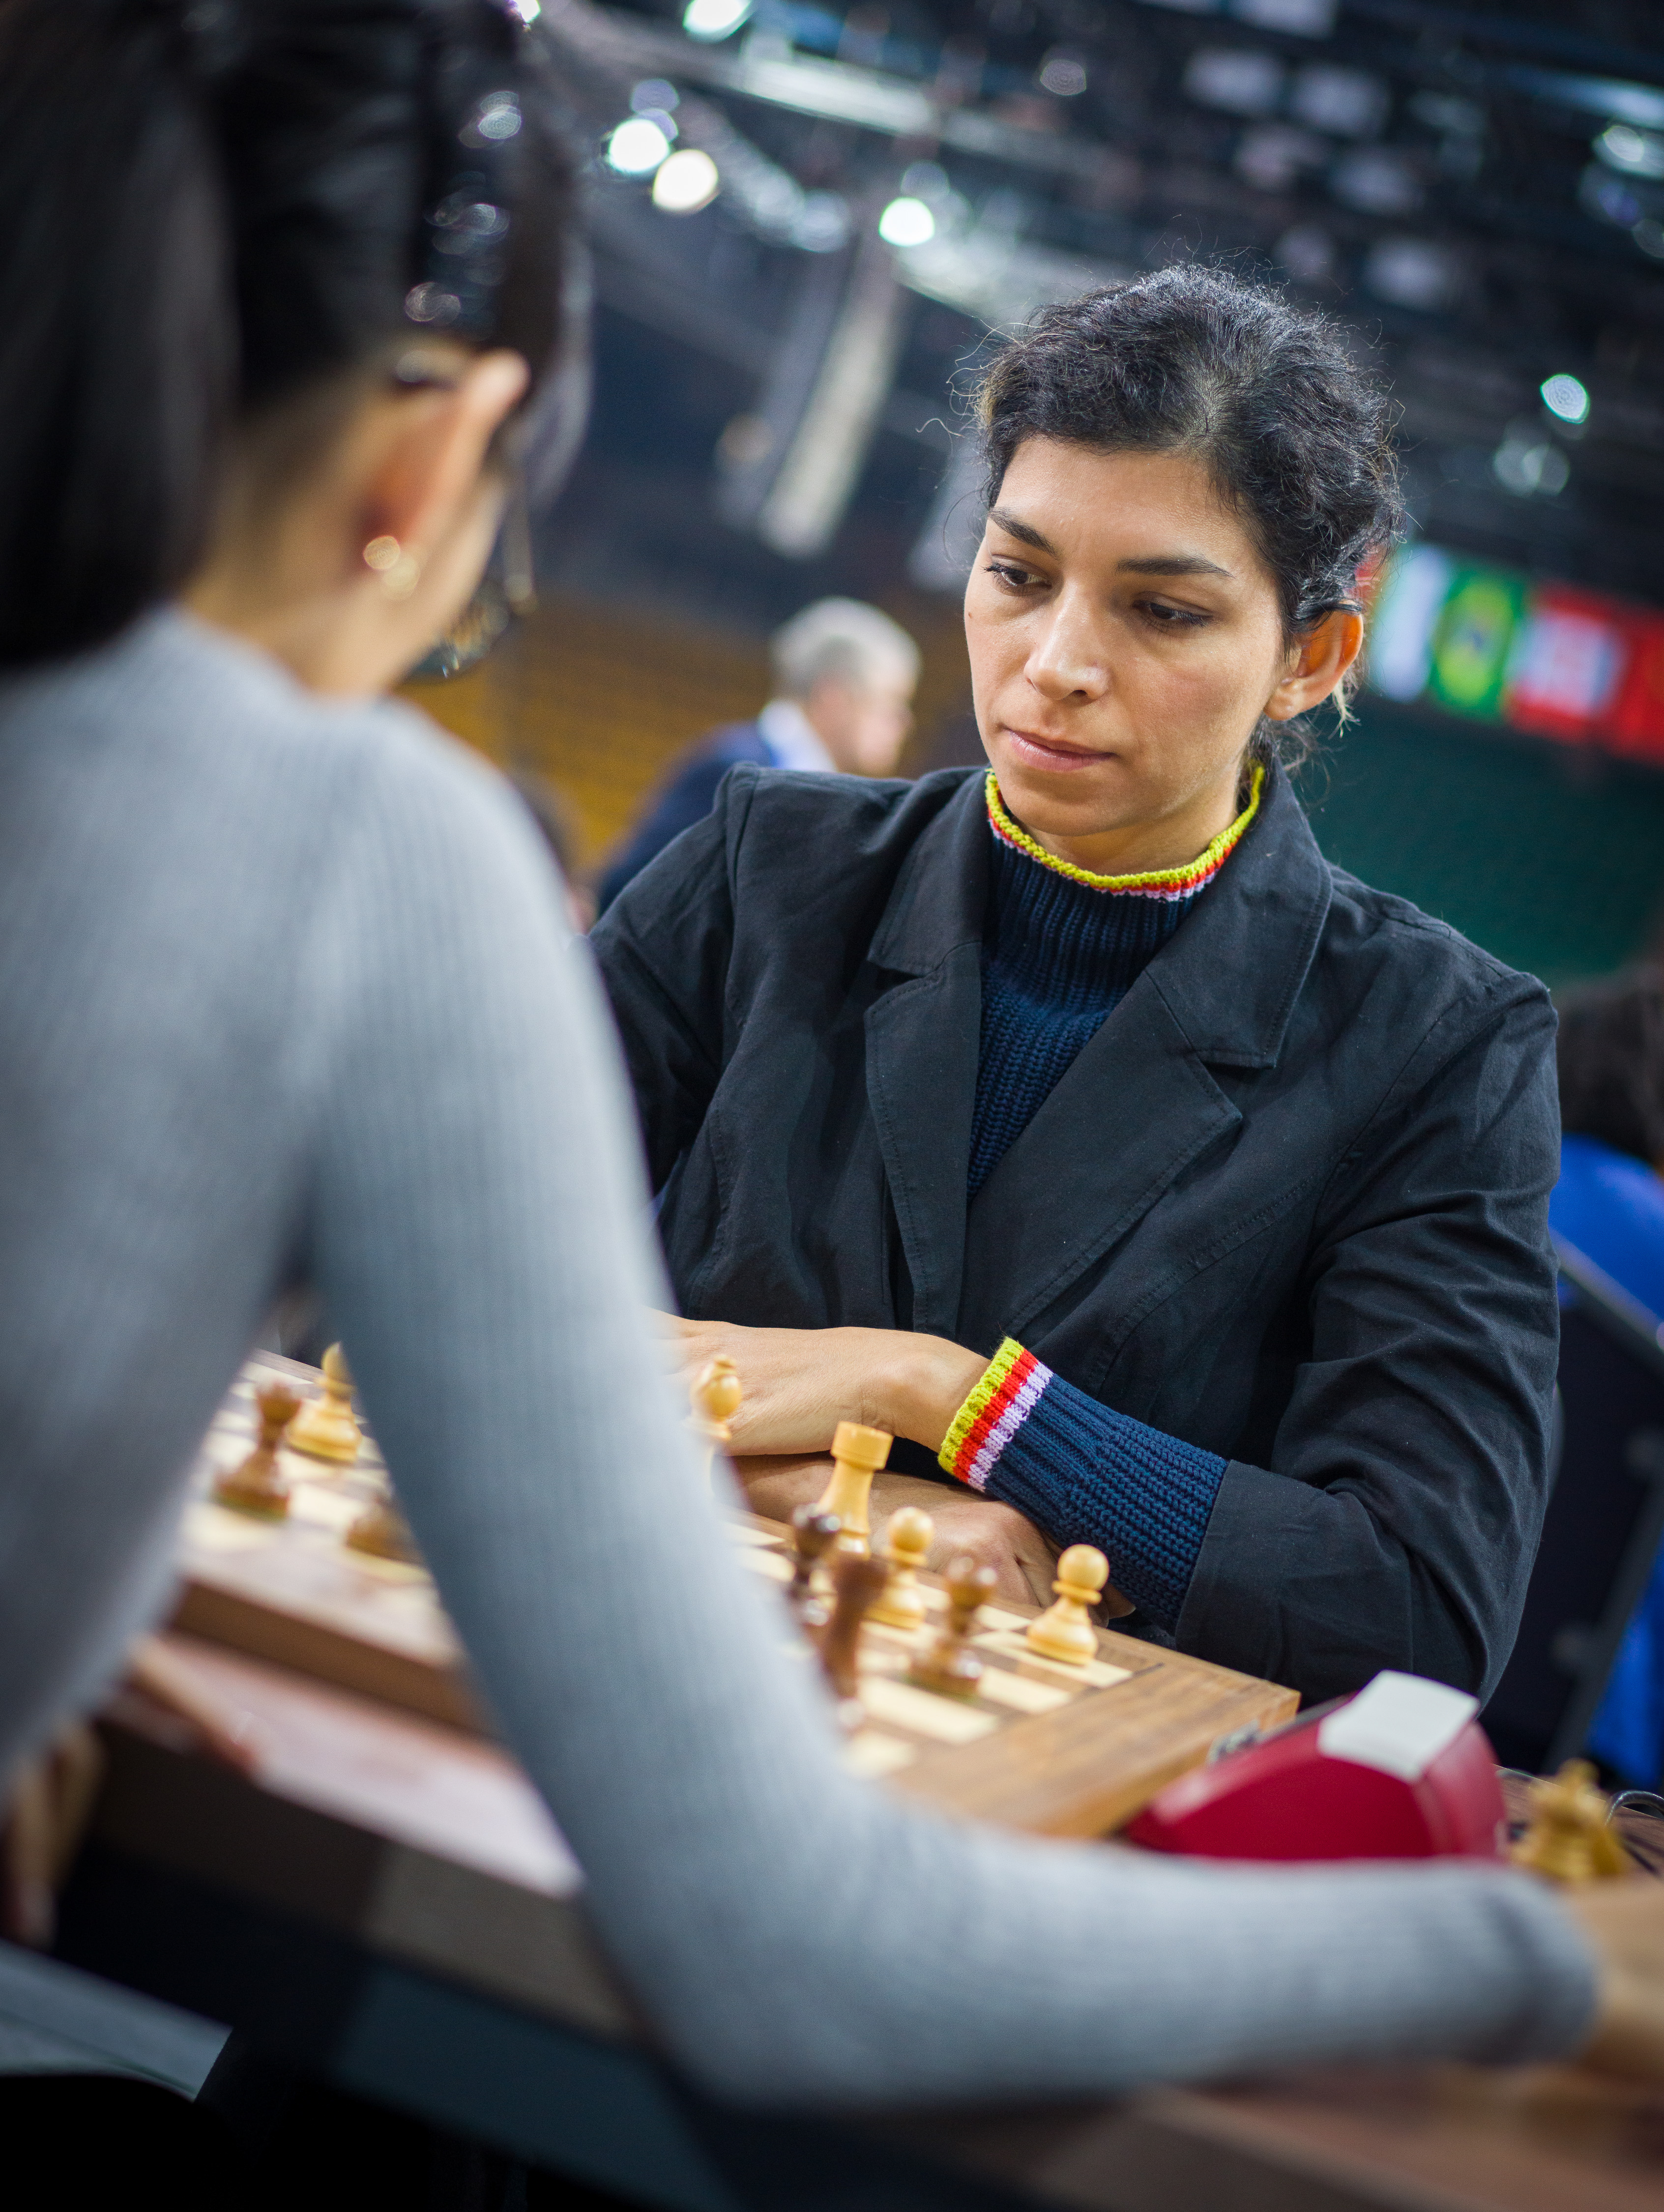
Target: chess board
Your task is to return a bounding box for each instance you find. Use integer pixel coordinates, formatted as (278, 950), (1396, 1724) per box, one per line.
(172, 1353), (1299, 1838)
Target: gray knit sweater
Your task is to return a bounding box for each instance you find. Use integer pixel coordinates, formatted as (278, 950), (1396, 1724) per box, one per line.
(0, 611), (1596, 2106)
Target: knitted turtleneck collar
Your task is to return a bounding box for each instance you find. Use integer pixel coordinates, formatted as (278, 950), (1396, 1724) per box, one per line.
(984, 762), (1265, 901)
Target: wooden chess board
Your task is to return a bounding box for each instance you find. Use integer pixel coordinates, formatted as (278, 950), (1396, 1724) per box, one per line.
(172, 1352), (1298, 1838)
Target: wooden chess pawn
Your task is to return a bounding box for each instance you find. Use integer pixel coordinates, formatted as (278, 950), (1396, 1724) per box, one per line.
(813, 1420), (892, 1556)
(213, 1383), (300, 1520)
(1025, 1544), (1110, 1666)
(689, 1355), (743, 1489)
(818, 1550), (888, 1707)
(869, 1507), (933, 1632)
(345, 1492), (422, 1566)
(1511, 1758), (1633, 1884)
(287, 1343), (362, 1465)
(788, 1505), (842, 1631)
(910, 1558), (997, 1701)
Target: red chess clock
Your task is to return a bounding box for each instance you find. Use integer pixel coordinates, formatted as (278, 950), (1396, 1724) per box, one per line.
(1127, 1671), (1507, 1864)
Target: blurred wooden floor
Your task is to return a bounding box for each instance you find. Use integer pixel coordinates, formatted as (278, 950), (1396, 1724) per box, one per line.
(402, 587), (973, 887)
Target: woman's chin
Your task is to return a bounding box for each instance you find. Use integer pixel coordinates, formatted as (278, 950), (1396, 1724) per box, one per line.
(992, 756), (1145, 840)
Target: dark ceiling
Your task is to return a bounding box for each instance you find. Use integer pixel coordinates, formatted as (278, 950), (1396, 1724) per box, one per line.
(532, 0), (1664, 635)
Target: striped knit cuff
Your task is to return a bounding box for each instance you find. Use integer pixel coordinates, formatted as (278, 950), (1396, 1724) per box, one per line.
(938, 1338), (1053, 1492)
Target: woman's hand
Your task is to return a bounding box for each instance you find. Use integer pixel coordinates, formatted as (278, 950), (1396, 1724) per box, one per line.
(1566, 1879), (1664, 2078)
(668, 1317), (986, 1458)
(735, 1456), (1063, 1609)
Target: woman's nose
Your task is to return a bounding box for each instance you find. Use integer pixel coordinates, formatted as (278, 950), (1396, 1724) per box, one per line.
(1025, 596), (1109, 701)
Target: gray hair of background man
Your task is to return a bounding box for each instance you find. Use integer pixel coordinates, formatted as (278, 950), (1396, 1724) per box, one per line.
(770, 599), (921, 701)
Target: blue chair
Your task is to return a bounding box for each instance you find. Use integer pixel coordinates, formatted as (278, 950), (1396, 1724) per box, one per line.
(1482, 1238), (1664, 1777)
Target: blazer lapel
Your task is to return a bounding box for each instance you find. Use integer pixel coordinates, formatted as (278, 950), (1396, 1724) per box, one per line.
(863, 779), (990, 1336)
(957, 768), (1333, 1353)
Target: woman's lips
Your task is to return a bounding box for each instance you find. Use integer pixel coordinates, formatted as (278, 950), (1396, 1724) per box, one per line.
(1002, 728), (1113, 774)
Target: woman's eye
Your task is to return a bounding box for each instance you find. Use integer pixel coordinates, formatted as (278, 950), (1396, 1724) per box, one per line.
(985, 559), (1044, 592)
(1140, 600), (1208, 630)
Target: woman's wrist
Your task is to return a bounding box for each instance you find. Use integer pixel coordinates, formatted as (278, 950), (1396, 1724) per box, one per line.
(878, 1333), (989, 1454)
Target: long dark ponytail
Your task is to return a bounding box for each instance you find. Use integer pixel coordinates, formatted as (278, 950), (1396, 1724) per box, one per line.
(0, 0), (575, 670)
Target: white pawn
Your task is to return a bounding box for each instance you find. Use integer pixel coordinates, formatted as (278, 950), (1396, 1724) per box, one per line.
(287, 1343), (362, 1465)
(1025, 1544), (1109, 1665)
(869, 1506), (933, 1631)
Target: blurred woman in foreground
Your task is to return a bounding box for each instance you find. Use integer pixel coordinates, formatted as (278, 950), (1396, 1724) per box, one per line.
(0, 0), (1660, 2142)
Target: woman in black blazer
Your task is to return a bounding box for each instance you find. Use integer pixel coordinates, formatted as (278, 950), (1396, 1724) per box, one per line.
(592, 269), (1559, 1706)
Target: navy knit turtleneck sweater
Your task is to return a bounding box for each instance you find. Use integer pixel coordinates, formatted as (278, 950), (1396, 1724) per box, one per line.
(944, 773), (1262, 1629)
(969, 831), (1204, 1196)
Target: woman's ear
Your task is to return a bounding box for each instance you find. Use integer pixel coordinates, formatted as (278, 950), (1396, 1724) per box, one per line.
(1264, 607), (1365, 724)
(356, 349), (529, 575)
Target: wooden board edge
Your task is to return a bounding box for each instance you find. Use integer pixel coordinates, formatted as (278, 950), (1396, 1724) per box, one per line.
(171, 1576), (487, 1735)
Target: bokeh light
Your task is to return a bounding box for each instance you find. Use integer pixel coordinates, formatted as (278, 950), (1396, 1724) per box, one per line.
(1541, 374), (1591, 425)
(878, 196), (936, 248)
(606, 118), (671, 177)
(652, 148), (721, 215)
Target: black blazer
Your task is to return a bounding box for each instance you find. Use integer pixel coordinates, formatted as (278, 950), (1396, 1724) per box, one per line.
(592, 762), (1560, 1703)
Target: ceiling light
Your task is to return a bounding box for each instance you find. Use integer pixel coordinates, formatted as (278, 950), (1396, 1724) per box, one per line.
(606, 118), (671, 175)
(1289, 64), (1389, 139)
(683, 0), (753, 37)
(1330, 148), (1422, 215)
(652, 147), (720, 213)
(1184, 49), (1284, 118)
(1362, 237), (1457, 312)
(879, 196), (936, 248)
(1038, 51), (1088, 98)
(1540, 373), (1590, 424)
(1230, 0), (1336, 30)
(1236, 126), (1325, 193)
(1595, 122), (1664, 178)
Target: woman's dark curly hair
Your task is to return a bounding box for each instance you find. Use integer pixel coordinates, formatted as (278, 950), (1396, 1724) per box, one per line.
(1556, 967), (1664, 1165)
(974, 265), (1403, 770)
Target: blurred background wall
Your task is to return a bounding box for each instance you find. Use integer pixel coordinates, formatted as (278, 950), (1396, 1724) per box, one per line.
(409, 0), (1664, 987)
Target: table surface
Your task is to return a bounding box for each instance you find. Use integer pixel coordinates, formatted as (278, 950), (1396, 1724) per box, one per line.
(53, 1627), (1664, 2212)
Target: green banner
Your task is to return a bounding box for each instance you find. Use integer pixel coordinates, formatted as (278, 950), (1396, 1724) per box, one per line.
(1426, 564), (1529, 720)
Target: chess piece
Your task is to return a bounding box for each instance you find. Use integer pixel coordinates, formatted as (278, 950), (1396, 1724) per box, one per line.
(910, 1558), (997, 1700)
(818, 1550), (888, 1704)
(1025, 1544), (1110, 1665)
(869, 1506), (933, 1632)
(345, 1492), (422, 1566)
(689, 1355), (742, 1490)
(813, 1420), (892, 1556)
(213, 1383), (299, 1520)
(286, 1343), (362, 1465)
(788, 1504), (842, 1630)
(1511, 1759), (1633, 1884)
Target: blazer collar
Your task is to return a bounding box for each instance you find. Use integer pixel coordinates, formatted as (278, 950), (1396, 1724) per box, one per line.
(867, 772), (991, 977)
(868, 761), (1331, 1065)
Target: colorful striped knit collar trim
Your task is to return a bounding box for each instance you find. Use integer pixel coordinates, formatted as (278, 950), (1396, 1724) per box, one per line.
(985, 761), (1264, 899)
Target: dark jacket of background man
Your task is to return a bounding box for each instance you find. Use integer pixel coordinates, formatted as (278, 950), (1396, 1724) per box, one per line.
(592, 762), (1562, 1706)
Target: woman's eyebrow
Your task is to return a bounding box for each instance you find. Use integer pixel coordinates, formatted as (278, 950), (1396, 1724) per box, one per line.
(988, 507), (1056, 553)
(1117, 553), (1233, 579)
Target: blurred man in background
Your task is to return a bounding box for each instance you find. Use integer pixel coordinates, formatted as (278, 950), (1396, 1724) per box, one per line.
(595, 597), (918, 913)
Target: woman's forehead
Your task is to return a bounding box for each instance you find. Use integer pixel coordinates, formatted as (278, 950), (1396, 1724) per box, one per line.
(993, 439), (1270, 583)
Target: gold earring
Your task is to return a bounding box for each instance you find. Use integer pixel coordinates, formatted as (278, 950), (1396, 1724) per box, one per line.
(363, 534), (424, 602)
